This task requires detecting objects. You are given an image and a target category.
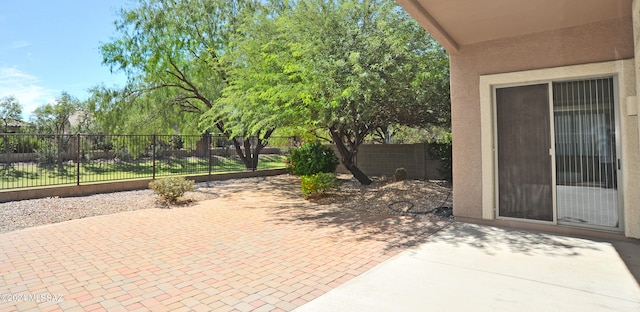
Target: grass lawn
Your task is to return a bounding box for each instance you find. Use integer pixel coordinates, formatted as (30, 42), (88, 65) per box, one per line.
(0, 155), (286, 190)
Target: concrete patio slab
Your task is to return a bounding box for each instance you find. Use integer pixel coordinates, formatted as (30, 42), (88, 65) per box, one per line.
(295, 222), (640, 312)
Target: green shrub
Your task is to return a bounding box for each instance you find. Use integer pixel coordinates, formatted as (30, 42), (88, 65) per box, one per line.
(149, 176), (195, 203)
(8, 136), (40, 153)
(287, 142), (338, 176)
(36, 140), (59, 165)
(300, 173), (340, 198)
(96, 140), (113, 153)
(394, 167), (407, 181)
(114, 147), (132, 161)
(426, 133), (452, 182)
(149, 142), (168, 159)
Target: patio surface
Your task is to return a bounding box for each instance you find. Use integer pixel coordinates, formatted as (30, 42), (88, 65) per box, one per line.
(297, 222), (640, 312)
(0, 177), (447, 311)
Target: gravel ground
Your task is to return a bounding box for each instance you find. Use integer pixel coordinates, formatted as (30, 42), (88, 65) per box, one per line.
(0, 174), (453, 234)
(311, 174), (453, 215)
(0, 181), (223, 234)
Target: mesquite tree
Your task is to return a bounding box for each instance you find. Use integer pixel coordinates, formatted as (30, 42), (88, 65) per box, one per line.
(226, 0), (450, 184)
(99, 0), (271, 170)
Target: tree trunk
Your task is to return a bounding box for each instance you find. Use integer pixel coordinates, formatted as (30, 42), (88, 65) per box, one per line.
(230, 129), (274, 171)
(231, 137), (253, 170)
(330, 127), (372, 185)
(341, 156), (372, 185)
(243, 138), (254, 170)
(251, 148), (260, 171)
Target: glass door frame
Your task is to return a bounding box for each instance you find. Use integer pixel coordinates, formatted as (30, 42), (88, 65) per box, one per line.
(492, 76), (624, 231)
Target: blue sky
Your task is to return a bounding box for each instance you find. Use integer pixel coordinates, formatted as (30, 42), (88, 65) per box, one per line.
(0, 0), (130, 118)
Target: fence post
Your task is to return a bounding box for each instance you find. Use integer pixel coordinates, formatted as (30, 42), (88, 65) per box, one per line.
(207, 133), (212, 177)
(76, 133), (81, 186)
(152, 134), (156, 180)
(249, 136), (257, 172)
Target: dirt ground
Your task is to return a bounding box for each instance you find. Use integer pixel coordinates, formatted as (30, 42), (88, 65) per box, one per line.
(0, 174), (453, 235)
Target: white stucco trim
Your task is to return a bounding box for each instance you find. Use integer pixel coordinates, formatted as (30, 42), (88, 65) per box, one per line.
(479, 59), (636, 228)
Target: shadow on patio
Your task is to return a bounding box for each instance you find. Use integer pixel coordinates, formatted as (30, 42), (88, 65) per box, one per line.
(424, 222), (640, 287)
(206, 174), (640, 286)
(268, 205), (451, 253)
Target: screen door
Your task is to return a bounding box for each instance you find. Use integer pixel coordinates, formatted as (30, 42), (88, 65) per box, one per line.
(496, 84), (553, 221)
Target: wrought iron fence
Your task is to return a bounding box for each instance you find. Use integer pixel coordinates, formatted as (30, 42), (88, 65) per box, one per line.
(0, 133), (294, 190)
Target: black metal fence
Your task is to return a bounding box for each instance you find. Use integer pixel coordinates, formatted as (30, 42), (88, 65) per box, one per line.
(0, 133), (294, 190)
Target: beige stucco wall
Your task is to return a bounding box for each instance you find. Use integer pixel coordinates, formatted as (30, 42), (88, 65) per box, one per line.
(449, 17), (636, 225)
(630, 0), (640, 238)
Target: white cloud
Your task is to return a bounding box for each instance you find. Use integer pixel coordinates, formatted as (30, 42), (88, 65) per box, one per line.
(9, 41), (29, 49)
(0, 68), (34, 82)
(0, 67), (58, 119)
(0, 40), (29, 51)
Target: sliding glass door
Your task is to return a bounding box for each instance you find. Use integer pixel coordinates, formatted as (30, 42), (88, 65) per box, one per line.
(553, 78), (619, 228)
(496, 77), (621, 229)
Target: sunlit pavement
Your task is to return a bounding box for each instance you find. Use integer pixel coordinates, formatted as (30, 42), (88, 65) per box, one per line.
(296, 222), (640, 312)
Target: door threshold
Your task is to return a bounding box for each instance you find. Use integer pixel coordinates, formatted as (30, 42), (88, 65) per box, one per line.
(456, 216), (630, 242)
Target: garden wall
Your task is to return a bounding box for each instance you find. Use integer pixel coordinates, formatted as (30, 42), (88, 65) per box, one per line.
(331, 143), (444, 180)
(0, 169), (287, 203)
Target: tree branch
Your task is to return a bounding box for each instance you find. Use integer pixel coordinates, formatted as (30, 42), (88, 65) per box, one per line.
(165, 56), (214, 109)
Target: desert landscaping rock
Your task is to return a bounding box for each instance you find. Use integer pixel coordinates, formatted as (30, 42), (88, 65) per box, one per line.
(0, 174), (452, 234)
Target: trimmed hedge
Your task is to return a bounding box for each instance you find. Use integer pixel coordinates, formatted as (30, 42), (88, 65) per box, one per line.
(287, 141), (338, 176)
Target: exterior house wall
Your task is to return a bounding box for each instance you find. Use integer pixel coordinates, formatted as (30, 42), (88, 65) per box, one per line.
(629, 0), (640, 238)
(449, 17), (636, 229)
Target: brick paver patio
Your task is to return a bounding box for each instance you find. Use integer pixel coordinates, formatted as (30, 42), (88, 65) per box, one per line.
(0, 177), (448, 311)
